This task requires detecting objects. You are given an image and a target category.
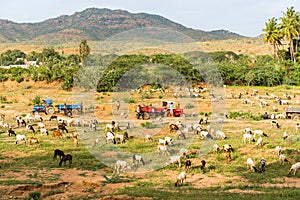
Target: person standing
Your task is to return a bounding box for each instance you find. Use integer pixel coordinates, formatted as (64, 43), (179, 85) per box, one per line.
(116, 100), (120, 111)
(169, 102), (174, 117)
(136, 105), (141, 119)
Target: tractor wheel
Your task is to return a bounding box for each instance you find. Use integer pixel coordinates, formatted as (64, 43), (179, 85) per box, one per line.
(293, 114), (300, 120)
(47, 107), (55, 114)
(143, 112), (150, 120)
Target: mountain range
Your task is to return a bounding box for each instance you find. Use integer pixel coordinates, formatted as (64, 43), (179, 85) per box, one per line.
(0, 8), (245, 44)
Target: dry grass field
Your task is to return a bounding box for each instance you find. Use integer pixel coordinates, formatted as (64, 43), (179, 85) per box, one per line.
(0, 80), (300, 199)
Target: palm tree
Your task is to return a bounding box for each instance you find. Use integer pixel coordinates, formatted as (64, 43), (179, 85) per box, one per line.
(262, 17), (282, 60)
(279, 7), (300, 63)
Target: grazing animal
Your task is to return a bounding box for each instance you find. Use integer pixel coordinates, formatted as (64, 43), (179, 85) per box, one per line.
(275, 146), (282, 156)
(165, 136), (173, 145)
(114, 160), (131, 174)
(243, 133), (254, 143)
(255, 137), (263, 147)
(105, 123), (115, 132)
(279, 154), (289, 165)
(34, 114), (43, 121)
(200, 131), (213, 140)
(145, 134), (153, 142)
(223, 150), (232, 162)
(176, 130), (186, 139)
(157, 145), (170, 156)
(283, 132), (289, 140)
(15, 134), (27, 144)
(260, 158), (266, 172)
(213, 144), (221, 154)
(179, 148), (188, 158)
(222, 144), (234, 152)
(288, 162), (300, 176)
(132, 154), (145, 165)
(106, 131), (116, 144)
(59, 154), (72, 167)
(194, 125), (202, 134)
(123, 131), (129, 140)
(17, 118), (26, 127)
(52, 131), (63, 139)
(40, 128), (49, 136)
(253, 130), (268, 138)
(169, 123), (179, 134)
(26, 124), (35, 133)
(8, 129), (16, 137)
(185, 160), (192, 172)
(199, 117), (208, 124)
(38, 122), (46, 129)
(175, 171), (187, 187)
(244, 128), (252, 135)
(271, 121), (280, 129)
(115, 133), (126, 144)
(58, 124), (68, 133)
(49, 115), (58, 121)
(94, 138), (99, 146)
(247, 158), (259, 172)
(28, 137), (39, 145)
(296, 123), (300, 133)
(200, 160), (206, 173)
(215, 130), (227, 139)
(53, 149), (65, 160)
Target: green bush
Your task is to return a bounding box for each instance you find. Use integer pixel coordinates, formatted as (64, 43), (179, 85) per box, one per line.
(32, 95), (41, 105)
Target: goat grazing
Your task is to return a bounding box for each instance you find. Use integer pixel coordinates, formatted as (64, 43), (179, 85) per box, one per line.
(52, 131), (63, 139)
(53, 149), (65, 160)
(243, 133), (254, 143)
(115, 133), (126, 144)
(15, 134), (27, 144)
(8, 128), (16, 137)
(26, 124), (35, 133)
(247, 158), (259, 172)
(179, 148), (188, 158)
(275, 146), (282, 156)
(185, 160), (192, 172)
(255, 137), (263, 147)
(157, 145), (170, 156)
(176, 130), (186, 140)
(213, 144), (221, 154)
(145, 134), (153, 142)
(200, 160), (206, 173)
(40, 128), (49, 136)
(283, 132), (289, 140)
(279, 154), (289, 165)
(132, 154), (145, 166)
(260, 158), (266, 172)
(271, 121), (280, 129)
(288, 162), (300, 176)
(106, 131), (116, 144)
(114, 160), (131, 174)
(175, 171), (187, 187)
(215, 130), (227, 139)
(222, 144), (234, 152)
(28, 137), (39, 145)
(59, 154), (72, 167)
(253, 130), (268, 138)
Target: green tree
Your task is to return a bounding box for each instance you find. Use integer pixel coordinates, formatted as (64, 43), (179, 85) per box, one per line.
(79, 39), (90, 63)
(262, 17), (282, 60)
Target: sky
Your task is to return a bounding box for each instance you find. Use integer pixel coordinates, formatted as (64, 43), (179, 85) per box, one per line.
(0, 0), (300, 37)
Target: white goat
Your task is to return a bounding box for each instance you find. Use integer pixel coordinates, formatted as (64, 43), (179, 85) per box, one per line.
(215, 130), (227, 139)
(288, 162), (300, 176)
(114, 160), (131, 174)
(279, 154), (289, 165)
(213, 144), (221, 154)
(283, 132), (289, 140)
(175, 171), (187, 186)
(132, 154), (145, 165)
(247, 158), (259, 172)
(40, 128), (49, 136)
(166, 155), (181, 168)
(16, 134), (27, 144)
(244, 128), (252, 134)
(179, 148), (188, 158)
(145, 134), (153, 142)
(274, 146), (282, 156)
(157, 145), (170, 156)
(106, 131), (116, 144)
(255, 137), (263, 147)
(243, 133), (254, 143)
(165, 136), (174, 145)
(253, 130), (268, 138)
(115, 133), (125, 144)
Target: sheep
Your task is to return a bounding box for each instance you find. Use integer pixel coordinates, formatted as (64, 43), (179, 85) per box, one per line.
(222, 144), (234, 152)
(15, 134), (27, 144)
(176, 130), (186, 140)
(28, 137), (39, 145)
(275, 146), (282, 156)
(145, 134), (153, 142)
(94, 138), (99, 146)
(255, 137), (263, 147)
(288, 162), (300, 176)
(26, 124), (35, 133)
(213, 143), (221, 154)
(283, 132), (289, 140)
(260, 158), (266, 172)
(59, 154), (72, 167)
(247, 158), (259, 172)
(175, 171), (187, 187)
(253, 130), (268, 138)
(271, 121), (280, 129)
(132, 154), (145, 166)
(53, 149), (65, 160)
(185, 160), (192, 172)
(215, 130), (227, 139)
(179, 148), (188, 158)
(296, 123), (300, 133)
(106, 131), (116, 144)
(157, 145), (170, 156)
(40, 128), (49, 136)
(114, 160), (131, 174)
(243, 133), (254, 143)
(200, 160), (206, 173)
(279, 154), (289, 165)
(8, 128), (16, 137)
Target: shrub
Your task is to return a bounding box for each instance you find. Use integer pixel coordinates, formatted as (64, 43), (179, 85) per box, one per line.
(32, 95), (41, 105)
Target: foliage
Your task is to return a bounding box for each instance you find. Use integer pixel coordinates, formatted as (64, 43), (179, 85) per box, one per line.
(32, 95), (41, 105)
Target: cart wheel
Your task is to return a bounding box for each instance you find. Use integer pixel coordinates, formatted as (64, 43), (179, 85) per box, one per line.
(47, 107), (54, 114)
(72, 109), (79, 115)
(143, 112), (150, 120)
(180, 113), (185, 118)
(293, 114), (300, 120)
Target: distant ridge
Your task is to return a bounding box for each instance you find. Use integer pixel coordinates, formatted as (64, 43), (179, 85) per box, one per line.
(0, 8), (246, 44)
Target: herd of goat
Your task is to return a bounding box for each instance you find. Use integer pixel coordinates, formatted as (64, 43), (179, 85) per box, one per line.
(1, 88), (300, 187)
